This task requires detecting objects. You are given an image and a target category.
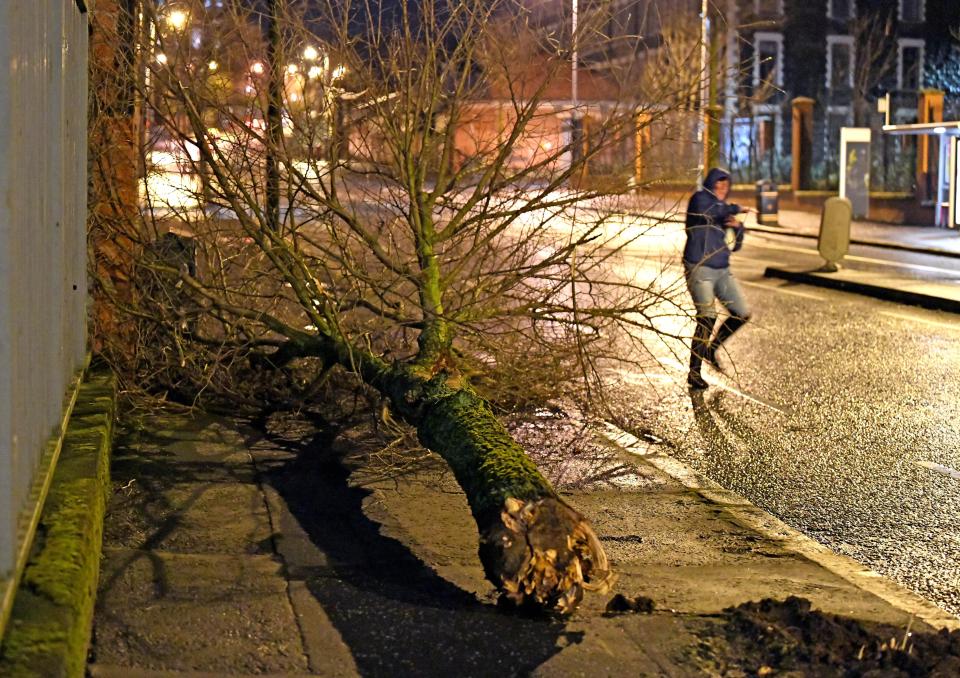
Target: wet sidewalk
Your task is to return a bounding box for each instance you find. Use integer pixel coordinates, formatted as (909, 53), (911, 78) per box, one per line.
(621, 192), (960, 312)
(754, 209), (960, 259)
(758, 209), (960, 313)
(89, 410), (958, 676)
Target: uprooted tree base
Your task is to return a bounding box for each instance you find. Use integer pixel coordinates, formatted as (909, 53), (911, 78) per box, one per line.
(375, 365), (613, 613)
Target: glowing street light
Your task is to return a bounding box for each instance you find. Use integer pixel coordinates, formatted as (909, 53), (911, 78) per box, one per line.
(156, 53), (168, 65)
(208, 60), (218, 72)
(303, 45), (319, 61)
(165, 10), (188, 31)
(250, 61), (265, 75)
(286, 63), (299, 75)
(307, 65), (323, 80)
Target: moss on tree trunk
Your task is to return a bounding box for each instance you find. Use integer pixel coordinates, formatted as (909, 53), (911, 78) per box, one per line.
(418, 385), (553, 523)
(401, 374), (612, 612)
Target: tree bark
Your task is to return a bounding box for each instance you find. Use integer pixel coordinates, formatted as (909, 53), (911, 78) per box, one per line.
(260, 318), (613, 612)
(377, 366), (613, 612)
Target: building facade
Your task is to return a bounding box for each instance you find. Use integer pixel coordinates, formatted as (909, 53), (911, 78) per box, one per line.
(520, 0), (960, 191)
(722, 0), (960, 189)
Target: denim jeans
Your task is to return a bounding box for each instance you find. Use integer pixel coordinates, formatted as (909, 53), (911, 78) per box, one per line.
(684, 263), (750, 320)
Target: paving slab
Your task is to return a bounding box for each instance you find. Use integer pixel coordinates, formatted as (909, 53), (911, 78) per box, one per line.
(764, 265), (960, 313)
(94, 550), (307, 674)
(90, 411), (959, 677)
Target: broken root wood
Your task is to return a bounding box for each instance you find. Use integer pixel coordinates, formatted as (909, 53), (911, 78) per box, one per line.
(481, 496), (615, 614)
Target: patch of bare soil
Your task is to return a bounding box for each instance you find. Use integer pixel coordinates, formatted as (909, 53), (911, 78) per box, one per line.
(699, 596), (960, 677)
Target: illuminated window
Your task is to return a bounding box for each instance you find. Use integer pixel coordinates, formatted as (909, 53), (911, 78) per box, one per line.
(757, 117), (775, 156)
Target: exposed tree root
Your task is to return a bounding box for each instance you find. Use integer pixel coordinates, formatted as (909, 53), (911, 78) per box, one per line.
(480, 496), (615, 614)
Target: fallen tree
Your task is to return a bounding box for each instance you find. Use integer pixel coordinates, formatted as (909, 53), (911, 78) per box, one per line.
(91, 0), (705, 611)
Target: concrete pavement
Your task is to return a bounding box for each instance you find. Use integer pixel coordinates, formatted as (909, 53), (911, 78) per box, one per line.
(88, 409), (959, 676)
(751, 209), (960, 314)
(753, 209), (960, 259)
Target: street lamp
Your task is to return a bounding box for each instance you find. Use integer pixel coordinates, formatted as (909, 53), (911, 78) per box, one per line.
(569, 0), (582, 169)
(165, 9), (188, 31)
(698, 0), (709, 184)
(303, 45), (319, 61)
(571, 0), (578, 110)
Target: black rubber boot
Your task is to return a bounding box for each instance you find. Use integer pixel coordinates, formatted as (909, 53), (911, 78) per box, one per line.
(688, 316), (715, 390)
(705, 315), (750, 370)
(704, 315), (750, 370)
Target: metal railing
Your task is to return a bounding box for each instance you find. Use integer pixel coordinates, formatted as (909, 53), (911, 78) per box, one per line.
(0, 0), (90, 630)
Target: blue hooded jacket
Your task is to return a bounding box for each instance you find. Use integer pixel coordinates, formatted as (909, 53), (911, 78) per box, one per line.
(682, 168), (743, 269)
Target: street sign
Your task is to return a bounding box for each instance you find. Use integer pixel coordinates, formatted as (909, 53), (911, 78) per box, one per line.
(877, 93), (891, 126)
(818, 196), (852, 271)
(840, 127), (871, 219)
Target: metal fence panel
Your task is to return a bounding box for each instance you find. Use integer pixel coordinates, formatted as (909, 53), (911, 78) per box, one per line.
(0, 0), (89, 580)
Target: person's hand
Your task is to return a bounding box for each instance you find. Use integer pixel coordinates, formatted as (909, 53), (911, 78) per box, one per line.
(724, 215), (739, 227)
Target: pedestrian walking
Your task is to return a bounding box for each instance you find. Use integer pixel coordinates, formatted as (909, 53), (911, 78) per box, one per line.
(683, 167), (754, 390)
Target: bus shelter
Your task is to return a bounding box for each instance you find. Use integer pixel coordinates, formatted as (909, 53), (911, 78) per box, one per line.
(881, 121), (960, 228)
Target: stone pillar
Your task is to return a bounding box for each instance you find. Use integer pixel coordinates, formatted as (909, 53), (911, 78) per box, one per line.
(791, 97), (815, 192)
(916, 89), (944, 202)
(634, 111), (651, 186)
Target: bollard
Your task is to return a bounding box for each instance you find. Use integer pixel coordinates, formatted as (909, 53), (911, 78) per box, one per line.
(817, 197), (852, 272)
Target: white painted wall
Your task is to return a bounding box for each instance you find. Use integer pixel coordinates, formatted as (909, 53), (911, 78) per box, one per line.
(0, 0), (89, 578)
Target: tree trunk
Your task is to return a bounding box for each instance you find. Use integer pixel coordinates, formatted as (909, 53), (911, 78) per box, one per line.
(265, 0), (282, 231)
(389, 371), (613, 612)
(268, 333), (614, 612)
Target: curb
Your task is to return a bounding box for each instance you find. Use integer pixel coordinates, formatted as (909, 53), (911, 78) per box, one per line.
(763, 266), (960, 314)
(600, 423), (960, 632)
(747, 224), (960, 260)
(0, 370), (117, 678)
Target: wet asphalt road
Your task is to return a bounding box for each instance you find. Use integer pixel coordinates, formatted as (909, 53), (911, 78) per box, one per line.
(605, 225), (960, 618)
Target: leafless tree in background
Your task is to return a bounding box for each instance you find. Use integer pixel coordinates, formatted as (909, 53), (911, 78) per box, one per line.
(850, 12), (896, 127)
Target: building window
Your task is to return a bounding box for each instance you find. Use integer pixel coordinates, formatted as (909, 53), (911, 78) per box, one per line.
(827, 0), (854, 21)
(826, 36), (854, 90)
(754, 0), (783, 18)
(753, 32), (783, 91)
(899, 0), (924, 23)
(898, 39), (924, 90)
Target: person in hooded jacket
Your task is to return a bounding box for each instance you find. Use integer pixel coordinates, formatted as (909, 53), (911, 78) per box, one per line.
(683, 167), (753, 389)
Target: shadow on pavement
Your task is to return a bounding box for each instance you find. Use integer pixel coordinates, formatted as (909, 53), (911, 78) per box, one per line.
(254, 416), (582, 678)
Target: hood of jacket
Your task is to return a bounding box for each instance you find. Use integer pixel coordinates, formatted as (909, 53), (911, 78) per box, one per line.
(703, 167), (731, 192)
